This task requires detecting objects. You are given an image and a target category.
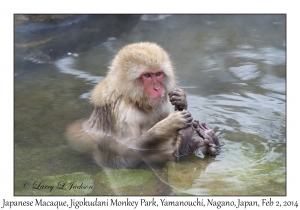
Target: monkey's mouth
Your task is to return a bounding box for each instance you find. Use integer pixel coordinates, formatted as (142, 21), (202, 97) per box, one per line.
(149, 96), (164, 103)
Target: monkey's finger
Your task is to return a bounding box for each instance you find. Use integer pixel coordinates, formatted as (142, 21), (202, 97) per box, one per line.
(170, 96), (182, 103)
(196, 129), (207, 139)
(193, 120), (198, 130)
(198, 122), (207, 130)
(204, 139), (210, 144)
(169, 93), (183, 100)
(212, 136), (220, 146)
(168, 90), (179, 96)
(170, 91), (182, 97)
(185, 122), (193, 127)
(202, 123), (210, 130)
(171, 101), (185, 107)
(185, 117), (193, 124)
(184, 116), (192, 122)
(185, 114), (193, 121)
(208, 147), (217, 155)
(194, 120), (200, 124)
(194, 122), (205, 131)
(181, 110), (190, 114)
(172, 88), (182, 92)
(181, 111), (192, 119)
(192, 120), (200, 128)
(175, 106), (183, 111)
(209, 143), (216, 148)
(171, 100), (185, 106)
(169, 89), (184, 96)
(170, 95), (182, 100)
(184, 116), (193, 126)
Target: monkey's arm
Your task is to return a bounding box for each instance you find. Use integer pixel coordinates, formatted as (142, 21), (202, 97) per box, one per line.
(169, 88), (188, 111)
(126, 110), (193, 150)
(93, 110), (193, 168)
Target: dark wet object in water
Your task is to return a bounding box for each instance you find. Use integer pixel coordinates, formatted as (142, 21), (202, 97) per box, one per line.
(170, 89), (220, 158)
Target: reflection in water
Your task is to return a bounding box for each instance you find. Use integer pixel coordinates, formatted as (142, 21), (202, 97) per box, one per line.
(14, 15), (286, 195)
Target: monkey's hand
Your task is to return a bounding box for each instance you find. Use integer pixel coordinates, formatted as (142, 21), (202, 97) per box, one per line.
(137, 110), (192, 151)
(193, 120), (220, 155)
(169, 88), (188, 111)
(152, 110), (193, 140)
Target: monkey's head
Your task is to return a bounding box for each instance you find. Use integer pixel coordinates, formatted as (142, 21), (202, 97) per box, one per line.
(91, 42), (176, 110)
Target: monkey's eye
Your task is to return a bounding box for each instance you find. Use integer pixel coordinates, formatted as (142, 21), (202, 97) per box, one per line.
(144, 73), (151, 78)
(156, 72), (162, 76)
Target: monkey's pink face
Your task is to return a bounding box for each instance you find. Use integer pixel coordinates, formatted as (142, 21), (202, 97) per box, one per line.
(141, 70), (165, 103)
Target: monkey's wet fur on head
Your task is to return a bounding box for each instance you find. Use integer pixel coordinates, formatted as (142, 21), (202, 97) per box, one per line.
(66, 42), (219, 169)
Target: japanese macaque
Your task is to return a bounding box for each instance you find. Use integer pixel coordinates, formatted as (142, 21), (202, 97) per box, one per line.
(66, 42), (219, 169)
